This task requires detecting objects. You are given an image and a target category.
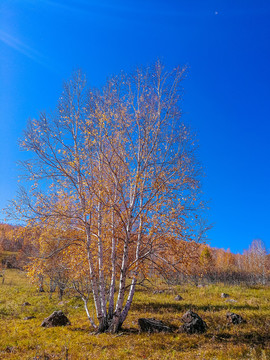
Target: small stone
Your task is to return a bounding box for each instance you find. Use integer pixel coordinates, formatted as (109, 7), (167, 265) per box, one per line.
(174, 295), (183, 301)
(22, 302), (31, 306)
(5, 346), (13, 353)
(24, 316), (36, 320)
(225, 299), (237, 303)
(58, 301), (66, 306)
(221, 293), (230, 298)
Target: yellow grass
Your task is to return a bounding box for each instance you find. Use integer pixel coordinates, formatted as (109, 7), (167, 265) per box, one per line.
(0, 270), (269, 359)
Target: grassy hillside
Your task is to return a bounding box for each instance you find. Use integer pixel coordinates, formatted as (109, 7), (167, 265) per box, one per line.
(0, 250), (18, 262)
(0, 270), (269, 359)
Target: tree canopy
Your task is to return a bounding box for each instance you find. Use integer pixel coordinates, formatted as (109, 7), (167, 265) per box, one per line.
(13, 62), (207, 332)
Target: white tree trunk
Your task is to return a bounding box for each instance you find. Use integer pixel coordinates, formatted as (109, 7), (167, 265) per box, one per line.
(83, 298), (97, 329)
(120, 206), (143, 325)
(108, 207), (116, 318)
(97, 201), (107, 318)
(85, 224), (103, 323)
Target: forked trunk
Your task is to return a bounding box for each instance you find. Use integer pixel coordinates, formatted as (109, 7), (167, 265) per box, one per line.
(96, 313), (122, 334)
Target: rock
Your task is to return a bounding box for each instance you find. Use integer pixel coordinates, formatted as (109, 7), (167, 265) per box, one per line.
(226, 312), (246, 325)
(58, 301), (67, 306)
(24, 316), (36, 320)
(153, 290), (165, 294)
(179, 310), (207, 334)
(22, 302), (31, 306)
(221, 293), (230, 298)
(174, 295), (183, 301)
(2, 256), (18, 269)
(138, 318), (172, 333)
(225, 299), (237, 303)
(41, 310), (71, 328)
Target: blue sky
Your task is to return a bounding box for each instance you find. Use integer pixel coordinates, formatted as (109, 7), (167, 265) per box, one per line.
(0, 0), (269, 253)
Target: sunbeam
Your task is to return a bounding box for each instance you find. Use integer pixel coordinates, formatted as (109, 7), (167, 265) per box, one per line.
(0, 30), (47, 66)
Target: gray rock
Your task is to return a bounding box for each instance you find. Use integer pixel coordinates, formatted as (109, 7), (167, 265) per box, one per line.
(153, 290), (165, 294)
(174, 295), (183, 301)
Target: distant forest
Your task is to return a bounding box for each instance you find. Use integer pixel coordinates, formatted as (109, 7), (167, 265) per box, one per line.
(1, 223), (269, 286)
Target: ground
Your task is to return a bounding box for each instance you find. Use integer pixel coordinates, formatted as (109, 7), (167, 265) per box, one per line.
(0, 269), (269, 359)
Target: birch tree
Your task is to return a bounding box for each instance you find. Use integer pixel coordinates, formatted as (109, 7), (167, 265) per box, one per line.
(16, 62), (206, 333)
(244, 239), (268, 284)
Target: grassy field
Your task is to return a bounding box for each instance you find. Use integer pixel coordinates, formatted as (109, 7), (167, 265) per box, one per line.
(0, 270), (269, 359)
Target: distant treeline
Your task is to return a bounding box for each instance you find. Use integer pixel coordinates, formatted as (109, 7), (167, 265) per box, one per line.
(0, 223), (269, 286)
(0, 223), (24, 252)
(162, 239), (270, 286)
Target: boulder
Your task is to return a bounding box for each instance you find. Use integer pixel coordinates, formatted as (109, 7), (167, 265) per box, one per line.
(226, 312), (246, 325)
(221, 293), (230, 298)
(179, 310), (207, 334)
(174, 295), (183, 301)
(138, 318), (172, 333)
(2, 258), (16, 269)
(41, 310), (71, 327)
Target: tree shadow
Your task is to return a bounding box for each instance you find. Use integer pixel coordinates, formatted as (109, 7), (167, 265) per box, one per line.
(132, 302), (260, 313)
(213, 331), (270, 347)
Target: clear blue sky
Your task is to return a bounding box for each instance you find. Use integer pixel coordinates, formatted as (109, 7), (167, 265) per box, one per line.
(1, 0), (269, 253)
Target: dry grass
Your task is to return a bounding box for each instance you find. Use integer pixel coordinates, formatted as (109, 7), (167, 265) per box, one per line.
(0, 270), (269, 359)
